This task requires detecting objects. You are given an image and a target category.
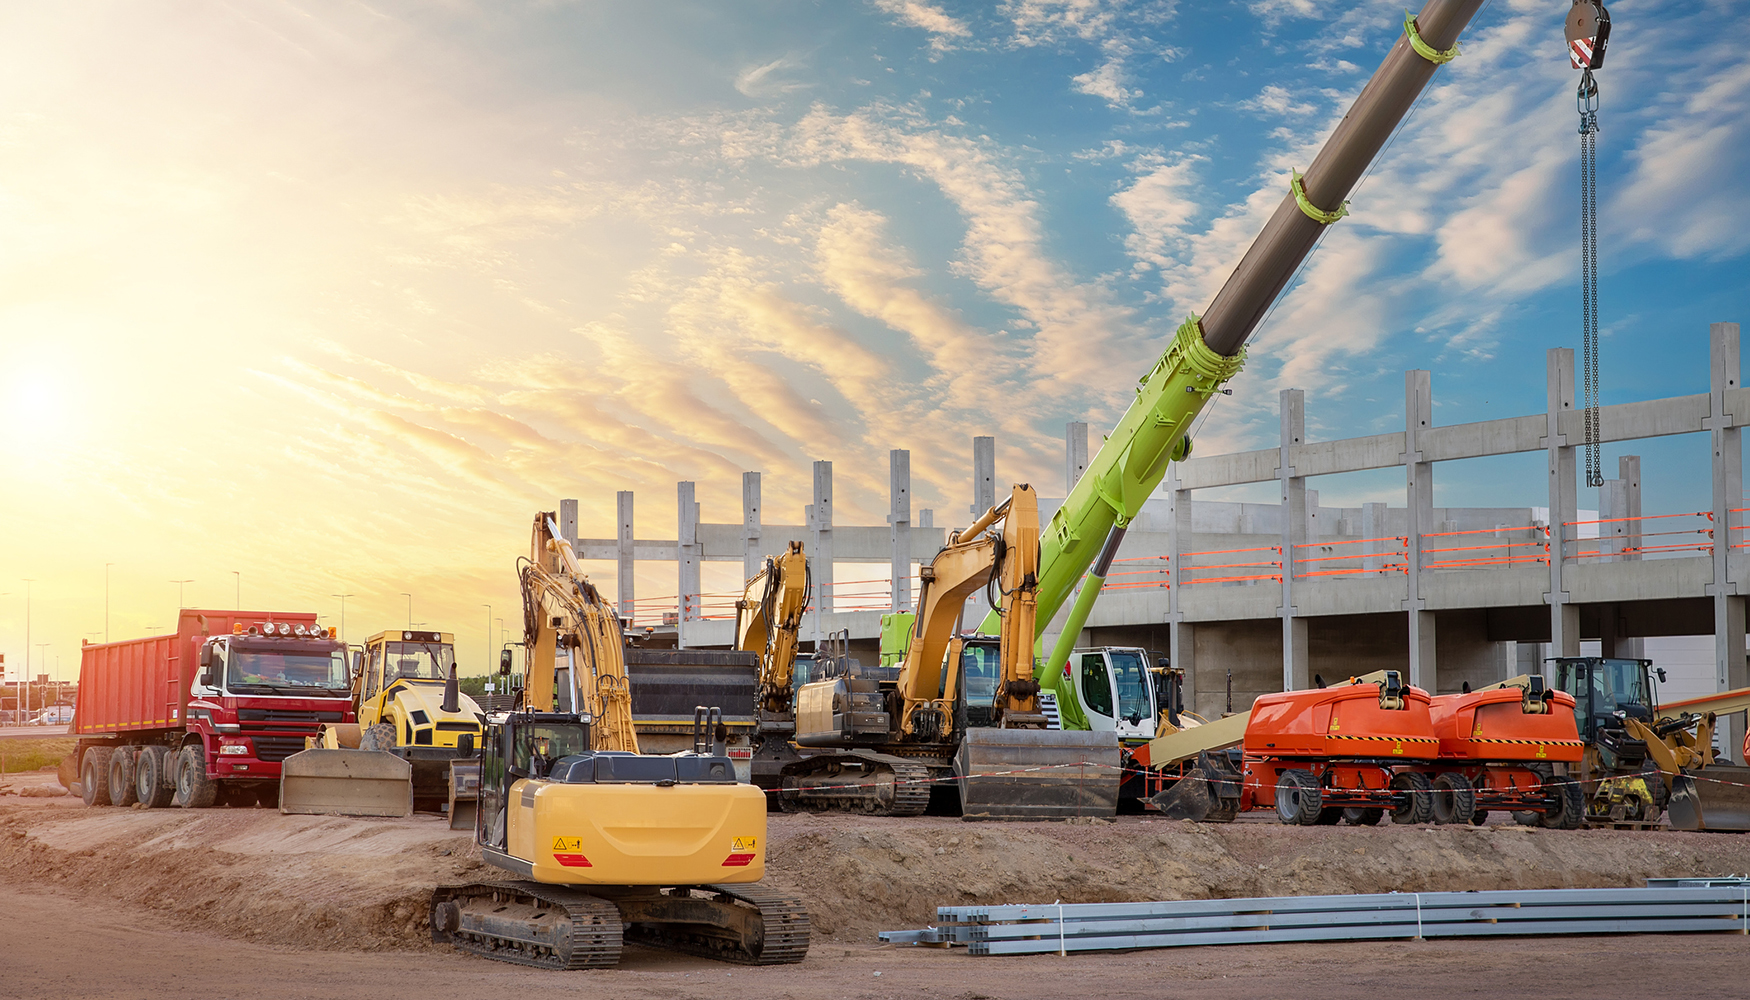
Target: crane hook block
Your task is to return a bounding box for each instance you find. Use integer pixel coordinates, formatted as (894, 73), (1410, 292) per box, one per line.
(1566, 1), (1610, 70)
(1402, 11), (1460, 65)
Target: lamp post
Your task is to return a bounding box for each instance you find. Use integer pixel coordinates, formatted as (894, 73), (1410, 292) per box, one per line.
(332, 594), (354, 645)
(33, 644), (47, 722)
(171, 579), (192, 608)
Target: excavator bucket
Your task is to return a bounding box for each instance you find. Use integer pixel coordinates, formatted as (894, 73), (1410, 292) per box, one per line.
(279, 749), (413, 818)
(957, 729), (1121, 821)
(1667, 765), (1750, 832)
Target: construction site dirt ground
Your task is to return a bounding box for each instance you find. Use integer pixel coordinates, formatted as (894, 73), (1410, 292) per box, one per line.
(3, 770), (1748, 999)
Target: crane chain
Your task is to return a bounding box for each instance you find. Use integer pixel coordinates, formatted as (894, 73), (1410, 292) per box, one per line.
(1579, 68), (1602, 489)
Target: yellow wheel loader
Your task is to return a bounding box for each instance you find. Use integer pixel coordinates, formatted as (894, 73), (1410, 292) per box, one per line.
(279, 630), (484, 819)
(428, 512), (809, 968)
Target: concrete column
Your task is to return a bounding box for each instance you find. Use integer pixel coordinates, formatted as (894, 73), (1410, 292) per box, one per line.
(617, 491), (635, 620)
(811, 461), (834, 619)
(971, 435), (996, 518)
(742, 472), (762, 581)
(1599, 604), (1619, 658)
(1065, 422), (1089, 493)
(1600, 478), (1628, 562)
(559, 499), (579, 552)
(1707, 322), (1746, 755)
(1362, 502), (1387, 572)
(1278, 389), (1308, 692)
(919, 509), (933, 528)
(889, 450), (911, 612)
(677, 481), (701, 648)
(1620, 455), (1642, 561)
(1166, 465), (1193, 708)
(1544, 349), (1578, 670)
(1403, 370), (1434, 690)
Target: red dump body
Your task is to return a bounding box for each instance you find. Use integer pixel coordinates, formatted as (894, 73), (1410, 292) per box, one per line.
(1244, 681), (1438, 761)
(74, 609), (352, 783)
(1428, 688), (1584, 764)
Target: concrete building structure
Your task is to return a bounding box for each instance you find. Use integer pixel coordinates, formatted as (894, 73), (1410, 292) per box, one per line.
(562, 323), (1749, 755)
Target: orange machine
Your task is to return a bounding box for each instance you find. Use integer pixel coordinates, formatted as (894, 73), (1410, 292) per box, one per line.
(1412, 678), (1587, 828)
(1241, 672), (1441, 825)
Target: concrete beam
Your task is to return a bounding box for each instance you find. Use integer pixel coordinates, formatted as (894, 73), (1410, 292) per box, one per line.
(1066, 422), (1089, 492)
(742, 472), (762, 582)
(677, 481), (701, 646)
(972, 435), (996, 517)
(616, 492), (634, 618)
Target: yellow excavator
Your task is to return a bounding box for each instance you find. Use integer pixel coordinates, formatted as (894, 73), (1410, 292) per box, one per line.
(428, 512), (810, 969)
(759, 485), (1117, 819)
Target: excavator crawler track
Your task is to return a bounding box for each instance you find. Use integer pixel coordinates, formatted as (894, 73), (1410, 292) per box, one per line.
(621, 883), (812, 966)
(431, 881), (623, 970)
(777, 753), (932, 816)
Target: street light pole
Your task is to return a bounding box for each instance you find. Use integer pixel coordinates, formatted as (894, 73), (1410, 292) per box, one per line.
(33, 644), (47, 722)
(171, 579), (192, 608)
(332, 594), (354, 645)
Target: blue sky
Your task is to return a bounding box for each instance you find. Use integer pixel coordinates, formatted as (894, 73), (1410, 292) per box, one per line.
(2, 0), (1746, 671)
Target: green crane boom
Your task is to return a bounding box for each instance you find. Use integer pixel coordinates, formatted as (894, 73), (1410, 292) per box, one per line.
(976, 1), (1484, 704)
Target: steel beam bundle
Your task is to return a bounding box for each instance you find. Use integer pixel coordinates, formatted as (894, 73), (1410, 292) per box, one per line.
(879, 885), (1750, 955)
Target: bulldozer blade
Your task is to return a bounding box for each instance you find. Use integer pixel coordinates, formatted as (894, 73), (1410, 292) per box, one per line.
(448, 761), (481, 831)
(1667, 765), (1750, 832)
(279, 749), (413, 817)
(957, 728), (1120, 821)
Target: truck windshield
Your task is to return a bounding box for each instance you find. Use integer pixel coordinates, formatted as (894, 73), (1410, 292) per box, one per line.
(228, 646), (349, 690)
(383, 641), (455, 681)
(1109, 650), (1153, 723)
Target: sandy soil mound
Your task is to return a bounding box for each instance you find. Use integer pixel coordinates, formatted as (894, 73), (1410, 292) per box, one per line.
(3, 796), (1748, 954)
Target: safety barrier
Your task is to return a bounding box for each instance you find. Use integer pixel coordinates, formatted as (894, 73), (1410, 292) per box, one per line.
(1561, 510), (1720, 563)
(1421, 525), (1551, 570)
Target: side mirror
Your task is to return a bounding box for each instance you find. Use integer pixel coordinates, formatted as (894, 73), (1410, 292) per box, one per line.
(1656, 668), (1668, 683)
(351, 650), (364, 679)
(499, 649), (513, 675)
(198, 645), (213, 669)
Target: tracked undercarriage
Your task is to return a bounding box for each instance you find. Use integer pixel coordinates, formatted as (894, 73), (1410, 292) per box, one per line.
(773, 749), (935, 816)
(430, 880), (811, 969)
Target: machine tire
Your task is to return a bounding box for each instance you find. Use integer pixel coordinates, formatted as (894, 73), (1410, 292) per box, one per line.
(1538, 775), (1587, 830)
(1430, 772), (1477, 825)
(1274, 769), (1322, 826)
(134, 747), (175, 809)
(108, 749), (139, 807)
(80, 747), (115, 807)
(1389, 771), (1434, 825)
(174, 745), (218, 809)
(1343, 807), (1385, 826)
(1470, 809), (1489, 826)
(358, 722), (398, 752)
(1314, 807), (1343, 825)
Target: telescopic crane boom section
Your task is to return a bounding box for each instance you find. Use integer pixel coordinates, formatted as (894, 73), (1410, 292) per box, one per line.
(735, 541), (809, 717)
(522, 512), (639, 754)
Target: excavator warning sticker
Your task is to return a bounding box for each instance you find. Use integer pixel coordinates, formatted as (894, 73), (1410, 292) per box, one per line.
(732, 836), (757, 852)
(553, 836), (582, 853)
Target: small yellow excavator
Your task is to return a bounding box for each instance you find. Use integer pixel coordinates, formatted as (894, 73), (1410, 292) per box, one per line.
(428, 512), (810, 969)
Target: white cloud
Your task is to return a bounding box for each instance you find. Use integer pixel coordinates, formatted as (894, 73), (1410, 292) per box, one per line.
(735, 57), (810, 98)
(872, 0), (972, 53)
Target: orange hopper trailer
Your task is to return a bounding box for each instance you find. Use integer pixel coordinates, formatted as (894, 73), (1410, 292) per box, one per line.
(1415, 679), (1588, 828)
(1242, 672), (1441, 826)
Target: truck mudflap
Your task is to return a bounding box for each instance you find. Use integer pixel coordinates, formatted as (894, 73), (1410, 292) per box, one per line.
(1667, 765), (1750, 832)
(278, 748), (413, 817)
(957, 728), (1121, 821)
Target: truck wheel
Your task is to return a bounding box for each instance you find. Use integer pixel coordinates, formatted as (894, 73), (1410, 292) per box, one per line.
(1389, 771), (1434, 824)
(1274, 769), (1322, 825)
(135, 747), (175, 809)
(80, 748), (115, 807)
(174, 746), (218, 809)
(1538, 775), (1587, 830)
(358, 722), (398, 752)
(108, 750), (140, 807)
(1430, 772), (1476, 825)
(1342, 807), (1384, 826)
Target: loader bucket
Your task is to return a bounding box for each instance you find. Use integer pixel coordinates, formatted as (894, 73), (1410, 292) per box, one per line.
(447, 761), (481, 831)
(1150, 751), (1242, 821)
(957, 728), (1120, 821)
(1667, 765), (1750, 832)
(279, 749), (413, 817)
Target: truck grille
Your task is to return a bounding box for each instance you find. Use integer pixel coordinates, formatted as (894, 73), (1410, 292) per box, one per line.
(247, 735), (309, 762)
(237, 709), (345, 723)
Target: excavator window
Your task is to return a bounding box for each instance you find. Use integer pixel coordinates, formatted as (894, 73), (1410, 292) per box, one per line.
(1080, 654), (1114, 719)
(960, 643), (1002, 707)
(1108, 650), (1153, 725)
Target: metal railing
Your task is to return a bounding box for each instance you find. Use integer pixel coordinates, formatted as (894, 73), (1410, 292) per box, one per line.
(1291, 535), (1408, 579)
(1561, 510), (1718, 562)
(1420, 525), (1550, 570)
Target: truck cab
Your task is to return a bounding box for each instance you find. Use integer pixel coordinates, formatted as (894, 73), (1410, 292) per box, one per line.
(1053, 646), (1160, 742)
(189, 623), (355, 773)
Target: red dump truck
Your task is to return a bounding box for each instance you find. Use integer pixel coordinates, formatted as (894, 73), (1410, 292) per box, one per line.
(72, 608), (355, 809)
